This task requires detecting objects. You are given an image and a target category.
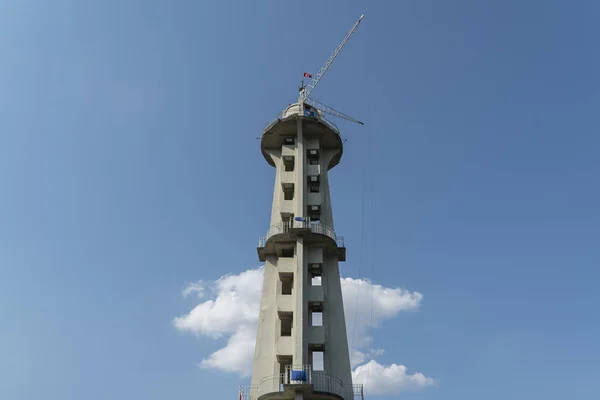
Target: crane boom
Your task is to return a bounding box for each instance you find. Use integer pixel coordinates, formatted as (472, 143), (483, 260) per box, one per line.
(300, 15), (364, 101)
(305, 98), (364, 125)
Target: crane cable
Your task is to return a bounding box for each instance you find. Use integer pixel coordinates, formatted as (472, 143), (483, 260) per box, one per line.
(349, 137), (366, 362)
(349, 120), (375, 397)
(364, 114), (375, 398)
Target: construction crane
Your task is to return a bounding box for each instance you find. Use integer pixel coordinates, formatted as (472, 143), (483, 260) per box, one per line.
(304, 97), (364, 126)
(298, 14), (365, 126)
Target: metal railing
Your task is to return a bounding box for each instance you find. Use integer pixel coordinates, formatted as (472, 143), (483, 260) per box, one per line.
(239, 374), (283, 400)
(262, 106), (341, 136)
(311, 371), (344, 397)
(352, 384), (364, 399)
(258, 220), (344, 248)
(240, 366), (363, 400)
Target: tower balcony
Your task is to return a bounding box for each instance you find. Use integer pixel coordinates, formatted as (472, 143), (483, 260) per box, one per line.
(240, 365), (363, 400)
(257, 220), (346, 262)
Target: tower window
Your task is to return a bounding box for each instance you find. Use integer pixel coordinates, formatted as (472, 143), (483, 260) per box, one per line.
(283, 184), (294, 200)
(310, 311), (323, 327)
(281, 277), (293, 295)
(309, 264), (322, 286)
(311, 349), (324, 371)
(309, 302), (323, 327)
(307, 149), (320, 165)
(307, 205), (320, 221)
(308, 175), (320, 193)
(283, 156), (295, 172)
(279, 356), (292, 379)
(280, 316), (292, 336)
(284, 137), (295, 145)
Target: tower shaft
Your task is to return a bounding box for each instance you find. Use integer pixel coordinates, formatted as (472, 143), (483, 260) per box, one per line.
(246, 103), (361, 400)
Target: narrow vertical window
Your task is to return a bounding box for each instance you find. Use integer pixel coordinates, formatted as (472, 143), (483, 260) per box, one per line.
(281, 276), (293, 295)
(280, 316), (292, 336)
(312, 350), (324, 371)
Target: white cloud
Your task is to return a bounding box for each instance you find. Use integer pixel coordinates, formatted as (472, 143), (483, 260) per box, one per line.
(173, 268), (263, 340)
(350, 348), (385, 368)
(199, 328), (257, 376)
(352, 360), (437, 394)
(182, 281), (205, 298)
(350, 349), (367, 367)
(173, 267), (435, 394)
(342, 277), (422, 354)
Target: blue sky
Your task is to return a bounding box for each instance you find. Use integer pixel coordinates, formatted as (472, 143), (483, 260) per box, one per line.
(1, 1), (599, 399)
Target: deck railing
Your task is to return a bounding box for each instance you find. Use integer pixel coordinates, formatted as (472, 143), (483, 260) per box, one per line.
(262, 106), (341, 136)
(258, 220), (344, 248)
(240, 366), (363, 400)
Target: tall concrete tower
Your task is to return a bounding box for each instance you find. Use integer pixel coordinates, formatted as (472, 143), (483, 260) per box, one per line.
(240, 15), (365, 400)
(243, 101), (362, 400)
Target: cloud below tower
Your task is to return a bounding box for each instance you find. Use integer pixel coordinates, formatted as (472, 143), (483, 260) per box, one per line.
(173, 267), (436, 395)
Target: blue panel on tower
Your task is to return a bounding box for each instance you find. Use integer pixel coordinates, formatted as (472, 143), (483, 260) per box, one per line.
(290, 370), (307, 382)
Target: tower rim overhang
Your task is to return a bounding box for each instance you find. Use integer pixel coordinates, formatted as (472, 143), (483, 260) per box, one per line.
(260, 104), (343, 170)
(257, 222), (346, 262)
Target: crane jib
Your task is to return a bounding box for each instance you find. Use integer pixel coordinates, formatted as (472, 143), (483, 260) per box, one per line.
(301, 15), (365, 102)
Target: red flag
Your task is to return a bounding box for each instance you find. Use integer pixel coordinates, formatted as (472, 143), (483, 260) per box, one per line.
(303, 72), (312, 78)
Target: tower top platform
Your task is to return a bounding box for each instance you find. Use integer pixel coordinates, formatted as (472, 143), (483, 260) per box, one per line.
(260, 103), (344, 170)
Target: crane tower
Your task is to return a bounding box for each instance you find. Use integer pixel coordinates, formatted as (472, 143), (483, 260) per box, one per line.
(242, 15), (365, 400)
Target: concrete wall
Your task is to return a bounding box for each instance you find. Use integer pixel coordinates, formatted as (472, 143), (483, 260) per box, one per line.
(250, 255), (280, 387)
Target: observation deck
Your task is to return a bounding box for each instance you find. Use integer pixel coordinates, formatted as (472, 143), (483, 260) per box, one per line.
(257, 219), (346, 262)
(241, 365), (363, 400)
(261, 103), (344, 170)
